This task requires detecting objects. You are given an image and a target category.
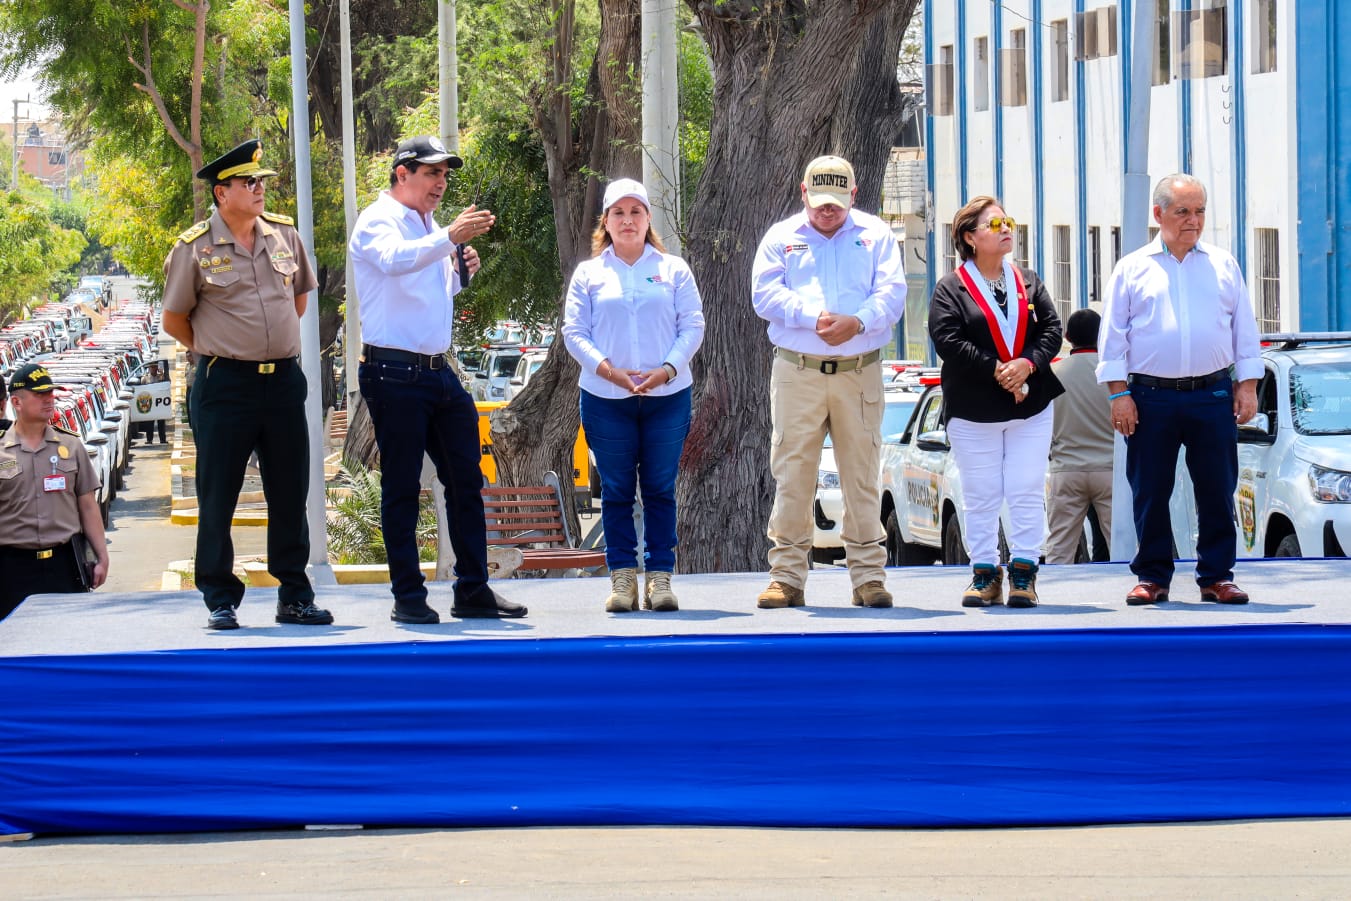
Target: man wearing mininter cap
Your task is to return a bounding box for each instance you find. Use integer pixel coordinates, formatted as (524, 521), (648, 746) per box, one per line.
(751, 155), (907, 610)
(162, 139), (331, 631)
(349, 135), (526, 623)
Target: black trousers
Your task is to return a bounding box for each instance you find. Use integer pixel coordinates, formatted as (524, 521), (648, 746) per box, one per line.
(188, 357), (312, 611)
(0, 542), (83, 621)
(139, 419), (167, 443)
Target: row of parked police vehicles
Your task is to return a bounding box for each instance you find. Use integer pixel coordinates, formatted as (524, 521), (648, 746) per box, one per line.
(1, 276), (169, 525)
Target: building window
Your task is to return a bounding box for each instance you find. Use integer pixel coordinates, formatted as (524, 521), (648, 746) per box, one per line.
(1051, 20), (1070, 102)
(928, 45), (955, 116)
(1176, 2), (1227, 79)
(1089, 226), (1103, 304)
(1000, 29), (1028, 107)
(1111, 226), (1122, 264)
(1253, 227), (1281, 332)
(1148, 225), (1159, 243)
(1253, 0), (1276, 74)
(942, 224), (958, 273)
(974, 36), (990, 112)
(1014, 225), (1030, 270)
(1053, 225), (1073, 324)
(1153, 0), (1171, 85)
(1076, 6), (1119, 60)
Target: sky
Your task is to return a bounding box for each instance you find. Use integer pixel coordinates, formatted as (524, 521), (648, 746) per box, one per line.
(0, 67), (50, 127)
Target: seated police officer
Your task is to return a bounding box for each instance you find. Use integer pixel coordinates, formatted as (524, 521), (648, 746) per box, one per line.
(0, 364), (109, 622)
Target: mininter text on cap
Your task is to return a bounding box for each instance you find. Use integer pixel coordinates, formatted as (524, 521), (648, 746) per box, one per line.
(802, 155), (856, 208)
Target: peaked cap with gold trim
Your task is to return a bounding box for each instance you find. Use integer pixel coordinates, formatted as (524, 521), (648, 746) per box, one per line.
(196, 139), (278, 183)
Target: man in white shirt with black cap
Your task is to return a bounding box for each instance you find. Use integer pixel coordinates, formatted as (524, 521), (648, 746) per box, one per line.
(349, 135), (526, 623)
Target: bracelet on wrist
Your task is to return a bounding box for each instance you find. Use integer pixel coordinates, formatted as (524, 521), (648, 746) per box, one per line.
(1108, 389), (1131, 400)
(661, 362), (677, 380)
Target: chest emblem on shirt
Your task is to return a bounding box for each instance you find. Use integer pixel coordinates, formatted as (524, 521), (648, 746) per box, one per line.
(58, 445), (70, 459)
(645, 275), (665, 284)
(784, 242), (809, 255)
(271, 249), (293, 262)
(211, 256), (222, 266)
(198, 258), (210, 269)
(854, 238), (874, 248)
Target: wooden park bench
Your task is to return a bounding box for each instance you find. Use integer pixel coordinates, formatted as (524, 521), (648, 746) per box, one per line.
(481, 471), (606, 576)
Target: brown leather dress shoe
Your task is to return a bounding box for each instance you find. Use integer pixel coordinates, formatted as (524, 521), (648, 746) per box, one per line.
(1199, 580), (1250, 604)
(1126, 582), (1170, 605)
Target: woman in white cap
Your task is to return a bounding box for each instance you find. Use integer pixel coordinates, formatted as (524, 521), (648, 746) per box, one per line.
(562, 178), (705, 612)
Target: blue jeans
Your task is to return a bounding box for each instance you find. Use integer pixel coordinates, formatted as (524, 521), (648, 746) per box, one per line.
(358, 359), (488, 606)
(1126, 375), (1238, 587)
(580, 388), (691, 572)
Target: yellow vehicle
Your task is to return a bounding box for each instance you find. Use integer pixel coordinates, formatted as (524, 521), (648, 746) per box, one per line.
(476, 401), (593, 506)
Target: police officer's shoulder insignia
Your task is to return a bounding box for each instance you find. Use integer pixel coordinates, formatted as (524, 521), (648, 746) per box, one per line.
(178, 221), (210, 244)
(261, 211), (294, 226)
(54, 423), (79, 438)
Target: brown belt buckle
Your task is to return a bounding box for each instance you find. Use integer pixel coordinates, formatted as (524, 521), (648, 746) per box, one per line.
(36, 548), (53, 560)
(258, 362), (276, 374)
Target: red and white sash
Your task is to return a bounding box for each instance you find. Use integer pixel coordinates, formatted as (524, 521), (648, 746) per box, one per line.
(956, 259), (1030, 362)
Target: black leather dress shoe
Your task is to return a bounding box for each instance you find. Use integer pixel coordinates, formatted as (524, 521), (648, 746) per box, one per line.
(276, 600), (334, 625)
(207, 607), (239, 630)
(451, 586), (527, 619)
(391, 604), (441, 624)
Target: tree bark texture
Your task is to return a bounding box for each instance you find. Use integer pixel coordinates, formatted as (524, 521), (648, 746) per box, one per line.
(489, 0), (642, 537)
(675, 0), (917, 574)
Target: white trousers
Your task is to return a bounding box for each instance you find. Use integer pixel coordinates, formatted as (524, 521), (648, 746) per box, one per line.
(947, 405), (1054, 565)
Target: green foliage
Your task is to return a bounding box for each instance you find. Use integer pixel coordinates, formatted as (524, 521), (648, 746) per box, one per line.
(0, 190), (85, 322)
(326, 456), (438, 564)
(678, 29), (713, 226)
(84, 145), (185, 284)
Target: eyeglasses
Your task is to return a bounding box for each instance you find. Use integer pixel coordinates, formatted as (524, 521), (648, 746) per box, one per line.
(980, 217), (1016, 232)
(234, 176), (268, 192)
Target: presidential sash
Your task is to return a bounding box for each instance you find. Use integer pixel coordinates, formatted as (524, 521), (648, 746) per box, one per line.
(956, 259), (1030, 362)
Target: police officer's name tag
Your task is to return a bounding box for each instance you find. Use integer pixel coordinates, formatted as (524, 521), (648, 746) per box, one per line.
(44, 474), (67, 492)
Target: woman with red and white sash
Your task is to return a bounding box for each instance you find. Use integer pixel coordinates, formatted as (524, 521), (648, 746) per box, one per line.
(928, 196), (1064, 608)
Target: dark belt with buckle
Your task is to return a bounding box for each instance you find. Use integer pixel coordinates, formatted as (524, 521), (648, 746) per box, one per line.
(361, 344), (449, 370)
(1129, 369), (1228, 391)
(206, 356), (297, 375)
(0, 541), (70, 560)
(775, 347), (881, 374)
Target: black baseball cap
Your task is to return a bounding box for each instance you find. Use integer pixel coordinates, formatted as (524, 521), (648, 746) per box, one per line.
(10, 363), (58, 394)
(393, 135), (464, 170)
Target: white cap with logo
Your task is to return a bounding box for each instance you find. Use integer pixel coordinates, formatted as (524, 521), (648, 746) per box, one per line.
(602, 178), (650, 212)
(802, 156), (856, 209)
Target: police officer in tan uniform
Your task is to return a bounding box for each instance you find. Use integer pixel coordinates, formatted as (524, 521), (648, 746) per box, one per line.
(0, 364), (109, 622)
(162, 139), (332, 631)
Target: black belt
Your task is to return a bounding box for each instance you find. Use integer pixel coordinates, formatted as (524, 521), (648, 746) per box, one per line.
(0, 541), (72, 560)
(1130, 369), (1228, 391)
(361, 344), (449, 370)
(205, 355), (297, 375)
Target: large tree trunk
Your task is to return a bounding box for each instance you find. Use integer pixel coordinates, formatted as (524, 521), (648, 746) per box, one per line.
(489, 0), (642, 531)
(675, 0), (917, 574)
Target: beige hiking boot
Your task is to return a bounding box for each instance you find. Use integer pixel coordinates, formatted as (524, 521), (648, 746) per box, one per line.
(757, 580), (805, 609)
(851, 580), (893, 608)
(644, 571), (678, 611)
(962, 564), (1004, 607)
(1006, 558), (1040, 608)
(605, 567), (639, 612)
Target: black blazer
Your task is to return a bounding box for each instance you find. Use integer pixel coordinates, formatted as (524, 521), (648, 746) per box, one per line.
(928, 266), (1065, 424)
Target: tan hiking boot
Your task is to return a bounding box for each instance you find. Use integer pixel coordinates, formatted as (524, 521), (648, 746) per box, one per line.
(644, 571), (679, 611)
(605, 567), (639, 612)
(851, 580), (893, 608)
(757, 580), (805, 609)
(962, 564), (1004, 607)
(1006, 557), (1039, 608)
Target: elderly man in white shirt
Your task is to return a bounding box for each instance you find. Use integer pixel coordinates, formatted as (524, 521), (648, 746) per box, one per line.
(750, 155), (907, 610)
(349, 135), (526, 624)
(1097, 173), (1263, 607)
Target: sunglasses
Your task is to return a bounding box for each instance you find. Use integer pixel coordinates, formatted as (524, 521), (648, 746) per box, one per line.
(980, 216), (1016, 232)
(234, 176), (268, 192)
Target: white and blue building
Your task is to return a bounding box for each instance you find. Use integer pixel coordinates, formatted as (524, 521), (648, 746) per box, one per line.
(921, 0), (1349, 332)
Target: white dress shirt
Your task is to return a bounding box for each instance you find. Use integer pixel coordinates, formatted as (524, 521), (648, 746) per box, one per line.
(562, 244), (705, 399)
(348, 191), (464, 355)
(1097, 237), (1263, 383)
(750, 208), (907, 356)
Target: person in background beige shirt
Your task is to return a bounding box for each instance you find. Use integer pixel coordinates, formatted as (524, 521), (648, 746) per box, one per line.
(1045, 309), (1114, 564)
